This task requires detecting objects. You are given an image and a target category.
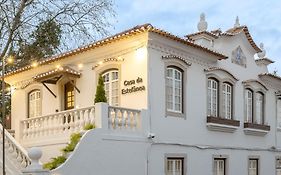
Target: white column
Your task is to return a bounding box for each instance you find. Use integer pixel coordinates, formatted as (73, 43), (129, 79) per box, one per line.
(94, 103), (109, 130)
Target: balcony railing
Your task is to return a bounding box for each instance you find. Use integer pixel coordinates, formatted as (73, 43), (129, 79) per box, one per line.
(20, 103), (147, 146)
(20, 106), (95, 145)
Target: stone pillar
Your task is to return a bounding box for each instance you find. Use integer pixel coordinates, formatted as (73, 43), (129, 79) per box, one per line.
(94, 102), (109, 130)
(21, 147), (50, 175)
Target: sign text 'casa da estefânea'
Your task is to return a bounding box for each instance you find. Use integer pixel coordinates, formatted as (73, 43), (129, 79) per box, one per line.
(121, 77), (145, 94)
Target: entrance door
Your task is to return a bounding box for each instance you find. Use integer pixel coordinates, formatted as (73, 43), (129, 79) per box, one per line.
(64, 82), (74, 110)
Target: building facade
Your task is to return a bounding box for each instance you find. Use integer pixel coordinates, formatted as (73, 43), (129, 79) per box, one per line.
(3, 14), (281, 175)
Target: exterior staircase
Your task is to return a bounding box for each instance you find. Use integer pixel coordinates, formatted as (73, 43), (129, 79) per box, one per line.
(0, 124), (30, 175)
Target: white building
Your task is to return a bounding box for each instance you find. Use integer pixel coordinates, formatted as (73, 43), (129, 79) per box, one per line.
(2, 14), (281, 175)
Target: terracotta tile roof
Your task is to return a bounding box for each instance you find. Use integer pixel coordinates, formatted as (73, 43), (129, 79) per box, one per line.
(224, 26), (262, 52)
(255, 57), (274, 64)
(5, 23), (227, 78)
(259, 73), (281, 82)
(185, 31), (219, 39)
(33, 66), (80, 80)
(204, 67), (239, 81)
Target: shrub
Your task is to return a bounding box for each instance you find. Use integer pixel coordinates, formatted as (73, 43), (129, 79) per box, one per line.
(83, 123), (95, 130)
(43, 156), (66, 170)
(62, 133), (81, 153)
(94, 75), (107, 103)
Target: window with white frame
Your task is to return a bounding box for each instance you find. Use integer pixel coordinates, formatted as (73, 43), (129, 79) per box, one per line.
(214, 158), (225, 175)
(276, 158), (281, 175)
(166, 157), (184, 175)
(166, 67), (182, 113)
(28, 90), (41, 118)
(255, 92), (264, 124)
(222, 83), (232, 119)
(207, 78), (218, 116)
(245, 89), (253, 122)
(102, 70), (119, 106)
(249, 159), (258, 175)
(277, 99), (281, 128)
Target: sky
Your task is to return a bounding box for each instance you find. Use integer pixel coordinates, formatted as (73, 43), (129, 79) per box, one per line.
(109, 0), (281, 73)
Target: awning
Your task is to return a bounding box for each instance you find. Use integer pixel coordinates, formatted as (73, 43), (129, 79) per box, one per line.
(33, 66), (81, 84)
(33, 66), (81, 98)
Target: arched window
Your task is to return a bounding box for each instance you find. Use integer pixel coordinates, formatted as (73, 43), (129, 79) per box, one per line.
(255, 92), (264, 124)
(28, 90), (41, 118)
(102, 70), (119, 106)
(207, 78), (218, 116)
(166, 67), (182, 113)
(222, 82), (232, 119)
(245, 89), (253, 122)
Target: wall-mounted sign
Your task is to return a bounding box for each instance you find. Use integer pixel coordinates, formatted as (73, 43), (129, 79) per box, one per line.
(122, 77), (145, 94)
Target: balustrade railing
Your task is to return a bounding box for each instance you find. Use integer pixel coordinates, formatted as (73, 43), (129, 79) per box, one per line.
(21, 106), (95, 140)
(108, 106), (141, 131)
(0, 124), (31, 168)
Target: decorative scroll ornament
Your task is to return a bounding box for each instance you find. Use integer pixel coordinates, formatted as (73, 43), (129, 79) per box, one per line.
(257, 43), (266, 59)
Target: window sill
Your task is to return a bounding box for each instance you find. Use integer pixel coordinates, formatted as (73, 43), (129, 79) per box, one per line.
(243, 122), (270, 136)
(166, 111), (185, 119)
(206, 116), (240, 133)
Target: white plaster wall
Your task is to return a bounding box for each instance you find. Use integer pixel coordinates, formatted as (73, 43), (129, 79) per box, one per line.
(53, 129), (149, 175)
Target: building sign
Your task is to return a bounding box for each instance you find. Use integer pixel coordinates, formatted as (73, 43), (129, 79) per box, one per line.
(122, 77), (145, 94)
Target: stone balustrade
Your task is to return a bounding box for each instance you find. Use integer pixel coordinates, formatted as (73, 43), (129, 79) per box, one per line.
(0, 124), (31, 170)
(108, 106), (141, 131)
(21, 106), (95, 142)
(20, 103), (147, 147)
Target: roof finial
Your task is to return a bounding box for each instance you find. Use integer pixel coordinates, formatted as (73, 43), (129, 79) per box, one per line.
(197, 13), (208, 32)
(234, 16), (240, 28)
(257, 42), (266, 58)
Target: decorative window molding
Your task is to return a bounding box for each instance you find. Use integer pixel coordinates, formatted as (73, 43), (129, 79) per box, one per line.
(205, 69), (239, 133)
(92, 57), (124, 69)
(164, 57), (189, 119)
(162, 55), (192, 66)
(242, 79), (269, 135)
(204, 67), (239, 81)
(164, 153), (187, 175)
(213, 155), (228, 175)
(231, 46), (247, 67)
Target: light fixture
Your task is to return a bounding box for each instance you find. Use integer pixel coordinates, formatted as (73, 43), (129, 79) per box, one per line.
(31, 61), (38, 67)
(98, 61), (103, 65)
(7, 55), (14, 64)
(56, 64), (61, 69)
(136, 47), (146, 61)
(78, 63), (83, 70)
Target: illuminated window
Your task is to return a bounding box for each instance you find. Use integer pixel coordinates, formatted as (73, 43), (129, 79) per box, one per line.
(64, 82), (75, 110)
(28, 90), (41, 118)
(166, 67), (183, 113)
(102, 70), (119, 106)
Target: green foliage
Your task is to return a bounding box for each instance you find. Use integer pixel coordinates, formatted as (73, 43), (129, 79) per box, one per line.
(83, 123), (95, 130)
(94, 75), (107, 103)
(44, 132), (81, 170)
(43, 156), (66, 170)
(15, 19), (62, 67)
(62, 133), (82, 153)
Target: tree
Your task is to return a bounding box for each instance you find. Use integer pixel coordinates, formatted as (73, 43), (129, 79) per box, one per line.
(0, 0), (115, 68)
(0, 0), (115, 121)
(94, 75), (107, 103)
